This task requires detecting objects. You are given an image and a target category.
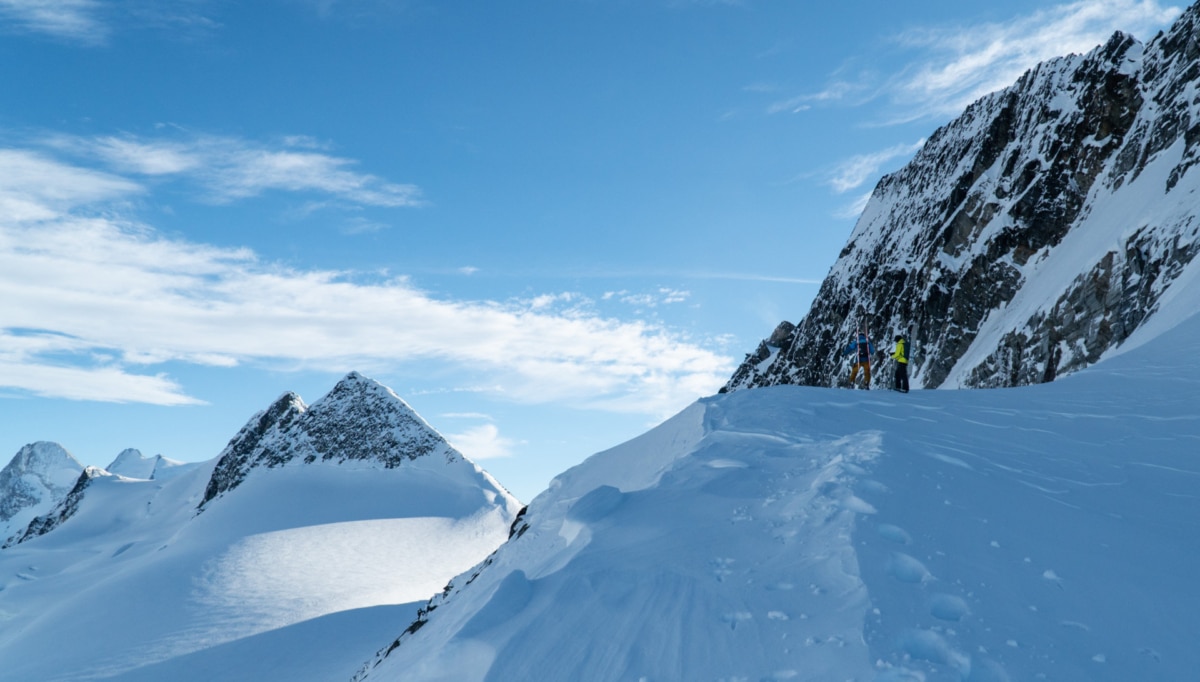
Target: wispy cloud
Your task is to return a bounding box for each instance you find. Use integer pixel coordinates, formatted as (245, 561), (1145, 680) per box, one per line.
(763, 0), (1181, 124)
(0, 149), (142, 219)
(827, 139), (925, 194)
(45, 133), (424, 208)
(603, 288), (691, 308)
(0, 0), (220, 44)
(889, 0), (1182, 120)
(0, 0), (106, 43)
(0, 147), (732, 415)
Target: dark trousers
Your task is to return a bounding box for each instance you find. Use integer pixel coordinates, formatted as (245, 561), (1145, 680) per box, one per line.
(894, 362), (909, 392)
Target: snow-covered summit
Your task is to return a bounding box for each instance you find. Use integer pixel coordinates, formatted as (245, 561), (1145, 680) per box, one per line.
(202, 371), (484, 507)
(0, 441), (83, 543)
(726, 2), (1200, 392)
(106, 448), (188, 480)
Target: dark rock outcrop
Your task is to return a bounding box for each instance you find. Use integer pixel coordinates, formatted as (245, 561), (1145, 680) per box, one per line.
(200, 372), (458, 507)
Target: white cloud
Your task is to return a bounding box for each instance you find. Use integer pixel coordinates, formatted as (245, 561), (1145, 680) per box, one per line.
(444, 423), (515, 460)
(764, 1), (1181, 124)
(0, 147), (732, 414)
(827, 139), (926, 194)
(891, 0), (1182, 120)
(0, 0), (107, 43)
(46, 133), (424, 208)
(0, 149), (143, 218)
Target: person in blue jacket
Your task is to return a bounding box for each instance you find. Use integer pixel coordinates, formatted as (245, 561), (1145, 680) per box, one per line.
(842, 330), (875, 389)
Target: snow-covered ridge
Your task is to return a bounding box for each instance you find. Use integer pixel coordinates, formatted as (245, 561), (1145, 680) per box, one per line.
(726, 2), (1200, 392)
(107, 448), (187, 480)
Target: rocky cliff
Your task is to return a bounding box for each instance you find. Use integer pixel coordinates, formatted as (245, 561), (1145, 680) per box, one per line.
(726, 4), (1200, 392)
(200, 371), (477, 507)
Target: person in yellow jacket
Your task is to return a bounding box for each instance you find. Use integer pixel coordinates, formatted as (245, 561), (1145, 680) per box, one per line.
(890, 335), (909, 393)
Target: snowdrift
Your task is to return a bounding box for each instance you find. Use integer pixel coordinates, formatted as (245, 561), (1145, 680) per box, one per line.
(362, 312), (1200, 681)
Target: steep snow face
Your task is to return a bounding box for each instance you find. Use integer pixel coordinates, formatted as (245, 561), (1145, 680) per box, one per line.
(727, 3), (1200, 392)
(0, 373), (522, 681)
(0, 442), (83, 543)
(360, 311), (1200, 682)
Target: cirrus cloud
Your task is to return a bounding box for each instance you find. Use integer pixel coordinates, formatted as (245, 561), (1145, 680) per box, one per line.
(44, 132), (424, 207)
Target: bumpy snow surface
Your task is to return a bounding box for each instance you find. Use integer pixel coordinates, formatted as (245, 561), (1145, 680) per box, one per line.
(364, 313), (1200, 681)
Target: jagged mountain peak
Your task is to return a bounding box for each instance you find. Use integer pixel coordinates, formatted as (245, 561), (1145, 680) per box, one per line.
(200, 372), (459, 507)
(0, 442), (83, 531)
(3, 465), (107, 549)
(726, 3), (1200, 393)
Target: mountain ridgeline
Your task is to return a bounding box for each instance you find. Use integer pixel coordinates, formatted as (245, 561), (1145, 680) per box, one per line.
(725, 5), (1200, 392)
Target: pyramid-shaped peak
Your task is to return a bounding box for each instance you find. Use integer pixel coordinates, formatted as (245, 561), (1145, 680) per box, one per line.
(7, 442), (81, 475)
(1, 442), (84, 531)
(312, 372), (425, 421)
(201, 374), (455, 508)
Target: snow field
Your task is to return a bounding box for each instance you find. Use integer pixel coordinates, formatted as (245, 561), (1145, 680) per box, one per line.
(367, 311), (1200, 681)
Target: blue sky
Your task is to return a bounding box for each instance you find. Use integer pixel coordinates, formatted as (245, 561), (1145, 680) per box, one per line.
(0, 0), (1183, 501)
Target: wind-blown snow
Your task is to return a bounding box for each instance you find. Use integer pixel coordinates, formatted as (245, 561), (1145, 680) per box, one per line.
(363, 310), (1200, 682)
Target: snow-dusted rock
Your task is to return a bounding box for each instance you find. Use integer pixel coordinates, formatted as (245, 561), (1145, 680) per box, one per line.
(201, 371), (477, 507)
(727, 4), (1200, 391)
(0, 442), (83, 544)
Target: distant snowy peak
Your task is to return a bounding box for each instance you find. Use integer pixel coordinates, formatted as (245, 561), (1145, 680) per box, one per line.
(106, 448), (185, 480)
(3, 466), (108, 549)
(201, 372), (460, 507)
(0, 442), (83, 540)
(726, 3), (1200, 392)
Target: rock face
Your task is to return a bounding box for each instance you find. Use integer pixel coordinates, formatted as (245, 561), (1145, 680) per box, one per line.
(3, 467), (109, 549)
(725, 4), (1200, 392)
(201, 372), (466, 507)
(0, 442), (83, 544)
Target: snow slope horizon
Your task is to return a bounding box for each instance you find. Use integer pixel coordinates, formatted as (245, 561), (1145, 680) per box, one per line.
(0, 372), (522, 681)
(362, 308), (1200, 681)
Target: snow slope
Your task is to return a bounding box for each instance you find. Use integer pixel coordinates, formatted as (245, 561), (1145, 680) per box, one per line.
(0, 374), (521, 681)
(362, 311), (1200, 681)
